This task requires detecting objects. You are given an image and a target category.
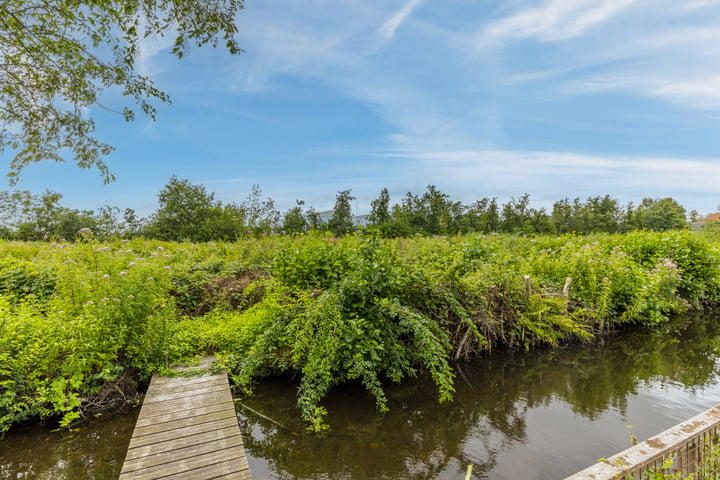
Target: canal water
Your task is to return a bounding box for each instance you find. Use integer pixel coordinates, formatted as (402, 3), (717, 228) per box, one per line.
(2, 313), (720, 479)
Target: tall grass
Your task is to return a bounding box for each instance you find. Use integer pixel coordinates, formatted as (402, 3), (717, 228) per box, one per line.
(1, 230), (719, 432)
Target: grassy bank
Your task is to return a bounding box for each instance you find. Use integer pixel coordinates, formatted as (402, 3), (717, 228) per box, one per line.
(1, 230), (719, 432)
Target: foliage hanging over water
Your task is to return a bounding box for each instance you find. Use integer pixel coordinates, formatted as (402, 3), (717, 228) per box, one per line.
(0, 230), (719, 432)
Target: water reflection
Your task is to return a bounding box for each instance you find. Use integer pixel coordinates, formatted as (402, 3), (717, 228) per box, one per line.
(0, 407), (139, 480)
(238, 314), (720, 479)
(1, 315), (719, 479)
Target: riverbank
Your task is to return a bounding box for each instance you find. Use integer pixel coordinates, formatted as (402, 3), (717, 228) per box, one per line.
(1, 230), (719, 432)
(4, 313), (720, 479)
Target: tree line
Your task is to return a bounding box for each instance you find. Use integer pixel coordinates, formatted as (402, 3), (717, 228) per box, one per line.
(0, 176), (698, 242)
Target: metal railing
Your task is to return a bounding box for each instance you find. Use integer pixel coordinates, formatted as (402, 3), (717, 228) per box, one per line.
(564, 405), (720, 479)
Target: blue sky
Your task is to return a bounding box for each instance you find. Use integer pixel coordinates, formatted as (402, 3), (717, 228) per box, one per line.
(5, 0), (720, 217)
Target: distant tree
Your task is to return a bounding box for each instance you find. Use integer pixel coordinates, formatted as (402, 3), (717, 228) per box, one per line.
(500, 194), (531, 233)
(385, 186), (461, 236)
(1, 0), (244, 183)
(369, 188), (391, 225)
(619, 202), (635, 233)
(382, 203), (413, 237)
(486, 198), (501, 232)
(631, 197), (687, 231)
(282, 200), (307, 234)
(420, 185), (459, 235)
(0, 189), (99, 240)
(401, 192), (424, 233)
(551, 198), (575, 234)
(145, 176), (245, 241)
(500, 194), (553, 234)
(463, 197), (500, 233)
(581, 195), (621, 233)
(328, 189), (355, 236)
(243, 185), (280, 236)
(202, 203), (247, 241)
(526, 207), (554, 234)
(304, 207), (324, 231)
(122, 208), (145, 238)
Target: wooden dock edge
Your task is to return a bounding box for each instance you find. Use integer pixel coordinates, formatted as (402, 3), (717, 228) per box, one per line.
(119, 357), (252, 480)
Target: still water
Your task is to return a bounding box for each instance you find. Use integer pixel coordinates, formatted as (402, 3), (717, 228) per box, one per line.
(3, 314), (720, 479)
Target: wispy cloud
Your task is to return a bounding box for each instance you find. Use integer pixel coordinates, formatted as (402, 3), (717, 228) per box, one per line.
(479, 0), (639, 46)
(111, 0), (720, 217)
(376, 0), (423, 45)
(380, 148), (720, 212)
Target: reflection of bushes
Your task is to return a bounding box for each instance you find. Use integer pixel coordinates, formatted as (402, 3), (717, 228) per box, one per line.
(236, 314), (720, 480)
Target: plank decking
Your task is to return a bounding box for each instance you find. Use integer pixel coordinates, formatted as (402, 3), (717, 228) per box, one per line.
(119, 359), (251, 480)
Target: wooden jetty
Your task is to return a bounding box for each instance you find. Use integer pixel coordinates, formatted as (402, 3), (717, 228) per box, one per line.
(119, 357), (251, 480)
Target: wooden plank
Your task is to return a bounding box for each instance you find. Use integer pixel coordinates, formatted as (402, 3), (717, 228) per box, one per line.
(120, 447), (246, 480)
(120, 356), (251, 479)
(150, 460), (251, 480)
(151, 460), (251, 480)
(131, 408), (237, 438)
(124, 426), (243, 461)
(143, 382), (229, 404)
(121, 435), (245, 472)
(134, 402), (235, 429)
(127, 416), (239, 449)
(147, 375), (228, 395)
(133, 390), (229, 417)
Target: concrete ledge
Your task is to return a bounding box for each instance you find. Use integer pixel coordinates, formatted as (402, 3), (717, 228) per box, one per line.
(564, 405), (720, 479)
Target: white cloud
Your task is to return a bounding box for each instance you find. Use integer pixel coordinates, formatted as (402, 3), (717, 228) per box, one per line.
(380, 148), (720, 211)
(376, 0), (423, 45)
(479, 0), (639, 46)
(650, 77), (720, 109)
(127, 0), (720, 217)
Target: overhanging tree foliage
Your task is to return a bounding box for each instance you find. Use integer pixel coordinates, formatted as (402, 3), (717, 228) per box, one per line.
(0, 0), (244, 183)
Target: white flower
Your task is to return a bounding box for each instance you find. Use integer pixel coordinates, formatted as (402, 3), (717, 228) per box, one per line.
(127, 294), (135, 299)
(163, 266), (171, 270)
(128, 262), (136, 267)
(147, 277), (154, 281)
(101, 274), (110, 279)
(119, 271), (127, 276)
(86, 300), (94, 305)
(157, 246), (164, 251)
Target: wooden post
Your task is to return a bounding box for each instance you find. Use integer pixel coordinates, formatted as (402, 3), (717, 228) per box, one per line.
(562, 277), (572, 298)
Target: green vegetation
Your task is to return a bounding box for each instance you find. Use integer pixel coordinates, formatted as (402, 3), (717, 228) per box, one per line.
(1, 1), (244, 182)
(0, 180), (703, 242)
(1, 229), (719, 432)
(642, 439), (720, 479)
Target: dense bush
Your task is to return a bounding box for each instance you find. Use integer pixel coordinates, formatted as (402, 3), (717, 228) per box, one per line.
(1, 230), (719, 432)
